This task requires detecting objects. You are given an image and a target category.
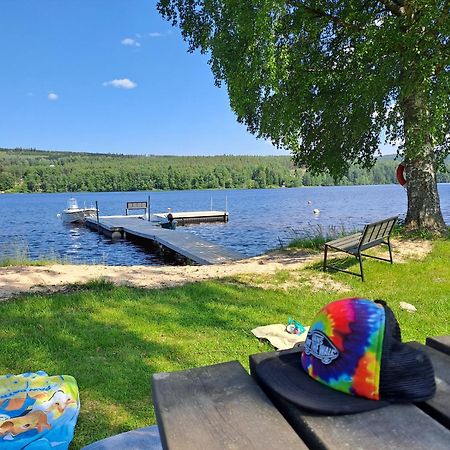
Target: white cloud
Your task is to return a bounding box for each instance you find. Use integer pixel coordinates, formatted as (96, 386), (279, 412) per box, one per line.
(148, 32), (163, 37)
(48, 92), (59, 101)
(102, 78), (137, 89)
(121, 37), (141, 47)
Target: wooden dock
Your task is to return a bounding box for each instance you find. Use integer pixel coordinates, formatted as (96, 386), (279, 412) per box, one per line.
(153, 210), (228, 224)
(85, 217), (242, 265)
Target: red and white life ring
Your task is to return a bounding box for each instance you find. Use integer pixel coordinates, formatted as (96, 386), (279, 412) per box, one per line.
(396, 162), (407, 186)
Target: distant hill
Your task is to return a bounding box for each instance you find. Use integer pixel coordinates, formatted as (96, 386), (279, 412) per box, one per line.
(0, 147), (448, 193)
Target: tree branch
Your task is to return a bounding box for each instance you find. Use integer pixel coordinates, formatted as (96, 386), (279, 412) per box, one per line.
(304, 6), (359, 29)
(377, 0), (406, 16)
(287, 1), (361, 31)
(437, 0), (449, 26)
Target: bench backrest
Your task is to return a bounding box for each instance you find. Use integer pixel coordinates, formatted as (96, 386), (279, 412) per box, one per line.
(126, 201), (148, 216)
(359, 216), (398, 249)
(127, 201), (147, 210)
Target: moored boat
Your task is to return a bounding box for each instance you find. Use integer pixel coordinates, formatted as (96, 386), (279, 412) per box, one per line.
(61, 198), (97, 224)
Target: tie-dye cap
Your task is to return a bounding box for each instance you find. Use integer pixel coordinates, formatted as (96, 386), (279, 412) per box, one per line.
(254, 298), (436, 414)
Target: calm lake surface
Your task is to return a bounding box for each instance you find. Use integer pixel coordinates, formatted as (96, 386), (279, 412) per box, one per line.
(1, 184), (449, 266)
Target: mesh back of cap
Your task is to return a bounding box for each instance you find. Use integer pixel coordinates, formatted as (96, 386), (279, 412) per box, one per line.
(379, 303), (436, 402)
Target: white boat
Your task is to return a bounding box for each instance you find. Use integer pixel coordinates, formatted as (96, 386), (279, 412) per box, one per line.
(61, 198), (97, 224)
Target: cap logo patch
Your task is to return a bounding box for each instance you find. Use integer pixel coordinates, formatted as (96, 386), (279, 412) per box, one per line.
(304, 330), (339, 364)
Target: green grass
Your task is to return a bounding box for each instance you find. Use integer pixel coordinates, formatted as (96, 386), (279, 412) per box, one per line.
(0, 240), (64, 266)
(286, 223), (355, 251)
(0, 241), (449, 448)
(0, 257), (60, 267)
(286, 223), (450, 251)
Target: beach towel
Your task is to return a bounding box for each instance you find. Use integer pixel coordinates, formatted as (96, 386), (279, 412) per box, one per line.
(251, 324), (310, 350)
(0, 371), (80, 450)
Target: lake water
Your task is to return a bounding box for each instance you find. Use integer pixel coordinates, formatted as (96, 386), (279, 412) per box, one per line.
(0, 184), (449, 266)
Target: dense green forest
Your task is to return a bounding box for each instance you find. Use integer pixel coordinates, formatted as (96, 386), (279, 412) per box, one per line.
(0, 148), (449, 193)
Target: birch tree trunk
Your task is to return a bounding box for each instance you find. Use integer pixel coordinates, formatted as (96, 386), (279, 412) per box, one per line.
(403, 95), (446, 234)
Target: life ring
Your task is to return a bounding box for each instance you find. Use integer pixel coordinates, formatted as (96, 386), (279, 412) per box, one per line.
(396, 162), (406, 186)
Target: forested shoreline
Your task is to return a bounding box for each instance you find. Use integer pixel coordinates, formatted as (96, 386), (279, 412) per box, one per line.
(1, 148), (449, 193)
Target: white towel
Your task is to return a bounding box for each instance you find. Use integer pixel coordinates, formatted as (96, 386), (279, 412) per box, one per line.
(251, 324), (310, 350)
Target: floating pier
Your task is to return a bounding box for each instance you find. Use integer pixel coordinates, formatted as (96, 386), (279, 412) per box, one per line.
(153, 210), (229, 225)
(85, 216), (242, 265)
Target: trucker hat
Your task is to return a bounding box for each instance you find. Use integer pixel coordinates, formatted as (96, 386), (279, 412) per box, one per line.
(254, 298), (436, 414)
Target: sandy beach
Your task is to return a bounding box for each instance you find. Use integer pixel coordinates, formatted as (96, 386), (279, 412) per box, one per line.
(0, 250), (320, 300)
(0, 238), (431, 301)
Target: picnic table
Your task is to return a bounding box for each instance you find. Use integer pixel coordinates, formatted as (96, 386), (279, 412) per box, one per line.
(152, 335), (450, 450)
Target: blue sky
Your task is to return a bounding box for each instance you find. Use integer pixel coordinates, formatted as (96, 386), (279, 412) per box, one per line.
(0, 1), (394, 156)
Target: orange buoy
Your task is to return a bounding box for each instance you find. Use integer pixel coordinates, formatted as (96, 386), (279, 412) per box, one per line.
(396, 162), (406, 186)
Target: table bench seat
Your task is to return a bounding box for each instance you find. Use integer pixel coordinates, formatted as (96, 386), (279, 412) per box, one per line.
(82, 426), (162, 450)
(426, 335), (450, 356)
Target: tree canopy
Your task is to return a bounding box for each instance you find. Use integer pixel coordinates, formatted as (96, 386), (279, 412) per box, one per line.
(157, 0), (449, 232)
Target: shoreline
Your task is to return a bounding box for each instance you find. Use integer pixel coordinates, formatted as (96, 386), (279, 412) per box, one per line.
(2, 182), (450, 196)
(0, 250), (319, 301)
(0, 238), (433, 301)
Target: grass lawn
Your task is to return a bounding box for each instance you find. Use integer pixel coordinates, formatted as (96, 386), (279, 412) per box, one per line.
(1, 239), (449, 448)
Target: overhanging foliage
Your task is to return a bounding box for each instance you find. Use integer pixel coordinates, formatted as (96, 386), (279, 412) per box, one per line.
(158, 0), (449, 177)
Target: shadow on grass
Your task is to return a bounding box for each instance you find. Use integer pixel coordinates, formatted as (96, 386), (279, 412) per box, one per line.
(0, 281), (289, 448)
(3, 239), (449, 448)
(310, 255), (361, 273)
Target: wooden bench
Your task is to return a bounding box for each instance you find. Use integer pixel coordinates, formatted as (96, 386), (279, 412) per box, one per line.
(323, 216), (398, 281)
(126, 201), (148, 216)
(151, 335), (450, 450)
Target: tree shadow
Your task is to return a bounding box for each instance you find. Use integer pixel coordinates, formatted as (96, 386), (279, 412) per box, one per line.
(0, 281), (279, 448)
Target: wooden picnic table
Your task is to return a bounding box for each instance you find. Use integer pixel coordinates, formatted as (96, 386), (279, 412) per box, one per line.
(152, 335), (450, 450)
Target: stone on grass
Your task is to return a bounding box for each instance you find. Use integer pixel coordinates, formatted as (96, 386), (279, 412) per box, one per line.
(399, 301), (417, 313)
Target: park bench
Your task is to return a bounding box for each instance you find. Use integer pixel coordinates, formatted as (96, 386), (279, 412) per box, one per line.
(150, 335), (450, 450)
(323, 216), (398, 281)
(125, 201), (148, 216)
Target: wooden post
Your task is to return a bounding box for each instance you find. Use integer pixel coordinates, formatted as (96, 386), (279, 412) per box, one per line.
(225, 196), (228, 222)
(95, 201), (100, 233)
(148, 195), (151, 221)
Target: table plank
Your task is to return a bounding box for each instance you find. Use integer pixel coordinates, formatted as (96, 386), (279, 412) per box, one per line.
(407, 341), (450, 429)
(250, 350), (450, 450)
(426, 336), (450, 356)
(152, 360), (307, 450)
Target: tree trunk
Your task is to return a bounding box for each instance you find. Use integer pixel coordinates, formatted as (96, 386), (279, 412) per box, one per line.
(404, 154), (446, 234)
(403, 95), (447, 235)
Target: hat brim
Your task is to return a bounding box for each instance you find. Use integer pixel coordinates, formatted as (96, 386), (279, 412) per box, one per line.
(255, 352), (390, 415)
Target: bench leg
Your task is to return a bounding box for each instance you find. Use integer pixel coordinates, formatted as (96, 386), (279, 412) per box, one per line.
(358, 253), (364, 282)
(388, 238), (393, 264)
(323, 245), (328, 272)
